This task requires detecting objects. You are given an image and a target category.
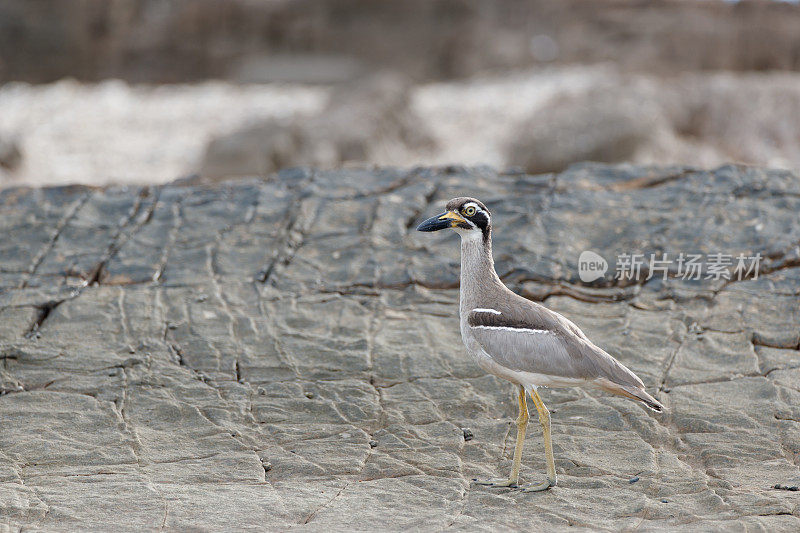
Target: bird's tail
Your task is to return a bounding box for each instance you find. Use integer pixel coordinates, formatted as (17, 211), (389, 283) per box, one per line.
(596, 379), (665, 412)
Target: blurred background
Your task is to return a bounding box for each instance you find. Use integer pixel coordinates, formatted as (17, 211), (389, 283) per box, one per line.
(2, 0), (800, 188)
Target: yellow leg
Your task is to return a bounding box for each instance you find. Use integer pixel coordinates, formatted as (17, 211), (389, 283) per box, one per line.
(519, 388), (557, 492)
(474, 384), (528, 487)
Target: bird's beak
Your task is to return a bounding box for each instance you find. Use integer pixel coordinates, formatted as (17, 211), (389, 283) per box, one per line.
(416, 211), (467, 232)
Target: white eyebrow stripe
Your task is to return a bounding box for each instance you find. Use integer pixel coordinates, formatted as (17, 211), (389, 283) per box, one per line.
(472, 308), (501, 315)
(471, 325), (553, 335)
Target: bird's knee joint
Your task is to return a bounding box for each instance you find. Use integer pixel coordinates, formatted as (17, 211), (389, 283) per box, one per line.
(538, 409), (550, 427)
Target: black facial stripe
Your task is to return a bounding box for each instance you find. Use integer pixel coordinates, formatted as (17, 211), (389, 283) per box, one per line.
(470, 210), (489, 230)
(457, 220), (474, 229)
(473, 209), (491, 243)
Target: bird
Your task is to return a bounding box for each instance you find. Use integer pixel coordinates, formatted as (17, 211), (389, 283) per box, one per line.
(417, 197), (663, 492)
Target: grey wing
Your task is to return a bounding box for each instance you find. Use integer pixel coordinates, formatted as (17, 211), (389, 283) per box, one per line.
(542, 310), (646, 389)
(468, 323), (595, 380)
(467, 306), (645, 387)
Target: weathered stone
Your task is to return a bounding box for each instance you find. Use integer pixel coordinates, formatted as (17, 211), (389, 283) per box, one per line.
(0, 164), (798, 530)
(200, 72), (435, 180)
(507, 88), (662, 174)
(0, 136), (22, 172)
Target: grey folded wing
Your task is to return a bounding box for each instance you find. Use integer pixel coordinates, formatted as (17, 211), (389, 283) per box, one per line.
(467, 305), (644, 388)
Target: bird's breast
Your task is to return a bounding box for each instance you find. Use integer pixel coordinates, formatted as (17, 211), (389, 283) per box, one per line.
(459, 314), (497, 370)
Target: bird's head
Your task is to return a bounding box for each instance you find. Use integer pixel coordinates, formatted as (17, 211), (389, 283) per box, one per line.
(416, 197), (491, 241)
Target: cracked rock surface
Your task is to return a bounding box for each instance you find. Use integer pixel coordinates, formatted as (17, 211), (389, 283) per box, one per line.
(0, 164), (798, 530)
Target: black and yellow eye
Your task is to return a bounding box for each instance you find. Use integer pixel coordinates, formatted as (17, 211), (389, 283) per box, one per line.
(463, 206), (476, 217)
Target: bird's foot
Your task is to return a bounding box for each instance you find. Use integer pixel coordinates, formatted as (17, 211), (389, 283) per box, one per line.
(472, 477), (517, 488)
(518, 477), (556, 492)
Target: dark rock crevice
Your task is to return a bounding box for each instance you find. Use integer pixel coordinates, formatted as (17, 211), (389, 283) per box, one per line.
(20, 192), (92, 289)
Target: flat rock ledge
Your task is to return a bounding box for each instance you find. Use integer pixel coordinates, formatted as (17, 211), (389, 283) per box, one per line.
(1, 164), (799, 531)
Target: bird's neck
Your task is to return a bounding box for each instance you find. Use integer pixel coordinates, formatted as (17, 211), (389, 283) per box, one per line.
(459, 231), (502, 314)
